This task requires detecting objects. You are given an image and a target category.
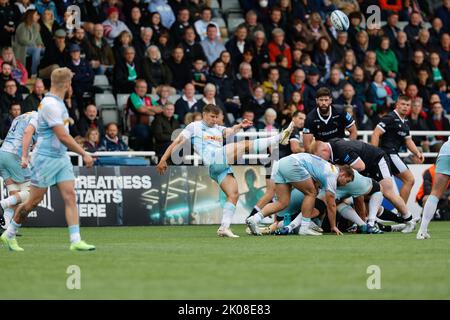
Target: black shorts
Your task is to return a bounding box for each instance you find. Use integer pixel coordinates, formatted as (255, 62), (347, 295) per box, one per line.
(363, 154), (393, 182)
(387, 153), (409, 175)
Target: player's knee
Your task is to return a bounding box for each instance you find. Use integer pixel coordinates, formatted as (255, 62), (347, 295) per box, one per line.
(61, 189), (77, 205)
(228, 190), (239, 203)
(404, 174), (415, 186)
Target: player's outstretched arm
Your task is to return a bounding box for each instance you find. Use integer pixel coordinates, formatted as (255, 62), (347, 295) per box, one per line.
(405, 137), (425, 163)
(325, 191), (343, 235)
(156, 134), (187, 175)
(370, 126), (384, 147)
(21, 124), (36, 168)
(223, 119), (253, 139)
(52, 125), (94, 168)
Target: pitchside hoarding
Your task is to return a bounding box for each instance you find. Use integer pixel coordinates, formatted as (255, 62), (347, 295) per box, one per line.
(0, 165), (436, 227)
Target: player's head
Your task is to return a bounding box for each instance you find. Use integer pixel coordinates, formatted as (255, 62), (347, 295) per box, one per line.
(202, 104), (222, 127)
(309, 140), (330, 160)
(337, 165), (354, 186)
(50, 67), (73, 93)
(315, 87), (332, 113)
(395, 95), (412, 117)
(292, 111), (306, 129)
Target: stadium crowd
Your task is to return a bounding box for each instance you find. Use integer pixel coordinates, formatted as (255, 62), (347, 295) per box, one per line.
(0, 0), (449, 157)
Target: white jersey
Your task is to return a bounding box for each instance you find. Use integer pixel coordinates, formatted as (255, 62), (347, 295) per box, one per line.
(34, 93), (70, 158)
(180, 120), (227, 165)
(0, 111), (38, 157)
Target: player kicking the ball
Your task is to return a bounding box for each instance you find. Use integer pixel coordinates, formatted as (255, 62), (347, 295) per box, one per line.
(1, 68), (95, 252)
(156, 104), (294, 238)
(0, 111), (38, 231)
(417, 137), (450, 239)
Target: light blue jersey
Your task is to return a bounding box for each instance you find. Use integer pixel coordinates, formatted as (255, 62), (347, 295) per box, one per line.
(0, 111), (38, 157)
(436, 137), (450, 176)
(272, 153), (339, 194)
(319, 170), (372, 201)
(439, 137), (450, 156)
(34, 93), (70, 158)
(180, 120), (227, 165)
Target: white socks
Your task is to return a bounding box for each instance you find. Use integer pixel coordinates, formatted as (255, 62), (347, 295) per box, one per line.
(299, 217), (311, 233)
(419, 195), (439, 233)
(0, 195), (18, 210)
(338, 203), (366, 226)
(221, 202), (236, 229)
(252, 135), (280, 153)
(287, 213), (303, 232)
(253, 212), (264, 224)
(368, 192), (383, 226)
(5, 220), (21, 239)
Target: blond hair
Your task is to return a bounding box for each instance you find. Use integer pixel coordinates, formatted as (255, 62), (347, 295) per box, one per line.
(51, 67), (73, 89)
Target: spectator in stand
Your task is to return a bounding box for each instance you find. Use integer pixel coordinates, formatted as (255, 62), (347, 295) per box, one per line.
(341, 49), (357, 81)
(225, 25), (251, 65)
(196, 83), (229, 125)
(151, 103), (181, 157)
(186, 0), (205, 21)
(70, 27), (91, 61)
(175, 83), (199, 124)
(87, 24), (115, 76)
(167, 46), (191, 92)
(38, 29), (68, 80)
(305, 12), (330, 44)
(353, 30), (369, 65)
(0, 0), (20, 48)
(407, 97), (430, 152)
(404, 11), (422, 42)
(219, 50), (236, 80)
(393, 31), (413, 74)
(365, 69), (397, 124)
(99, 122), (129, 151)
(127, 79), (162, 150)
(236, 109), (257, 132)
(238, 10), (265, 41)
(15, 0), (35, 14)
(381, 11), (400, 45)
(335, 82), (366, 130)
(157, 31), (172, 61)
(435, 0), (450, 34)
(264, 6), (285, 37)
(262, 67), (283, 99)
(396, 78), (408, 97)
(148, 0), (175, 29)
(287, 90), (305, 113)
(417, 68), (433, 104)
(333, 31), (351, 63)
(1, 102), (21, 139)
(194, 7), (219, 41)
(170, 7), (193, 45)
(256, 107), (279, 131)
(143, 45), (173, 92)
(284, 68), (306, 102)
(35, 0), (59, 23)
(437, 33), (450, 63)
(156, 84), (172, 106)
(325, 67), (346, 101)
(0, 63), (17, 94)
(276, 54), (291, 87)
(427, 102), (450, 141)
(414, 29), (432, 56)
(200, 24), (225, 66)
(112, 30), (134, 62)
(268, 91), (284, 114)
(313, 36), (334, 80)
(13, 9), (44, 77)
(0, 47), (28, 87)
(349, 65), (368, 106)
(362, 51), (378, 80)
(268, 28), (292, 69)
(126, 6), (145, 41)
(234, 62), (256, 103)
(434, 80), (450, 113)
(113, 46), (143, 94)
(0, 79), (23, 118)
(66, 43), (95, 101)
(149, 12), (170, 44)
(376, 36), (398, 81)
(244, 85), (268, 120)
(102, 7), (131, 46)
(302, 66), (323, 113)
(190, 57), (208, 93)
(183, 111), (202, 126)
(39, 8), (58, 50)
(252, 30), (270, 83)
(430, 52), (444, 84)
(181, 26), (206, 63)
(404, 49), (431, 84)
(21, 78), (45, 113)
(83, 128), (101, 153)
(429, 17), (444, 47)
(133, 27), (153, 61)
(77, 104), (105, 138)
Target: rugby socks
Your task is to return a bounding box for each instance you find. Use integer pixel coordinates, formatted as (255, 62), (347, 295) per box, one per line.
(249, 206), (261, 217)
(69, 225), (81, 244)
(252, 212), (265, 225)
(287, 213), (303, 232)
(299, 217), (311, 233)
(419, 195), (439, 234)
(338, 204), (365, 226)
(5, 220), (21, 239)
(252, 136), (280, 154)
(3, 208), (14, 227)
(368, 192), (384, 226)
(220, 202), (236, 229)
(0, 195), (18, 209)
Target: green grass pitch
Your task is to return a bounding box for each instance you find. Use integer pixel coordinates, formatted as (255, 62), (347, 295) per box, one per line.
(1, 223), (449, 299)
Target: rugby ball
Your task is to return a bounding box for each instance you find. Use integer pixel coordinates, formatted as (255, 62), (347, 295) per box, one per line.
(330, 10), (349, 31)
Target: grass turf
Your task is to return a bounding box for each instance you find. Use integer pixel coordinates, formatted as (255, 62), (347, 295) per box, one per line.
(1, 223), (449, 300)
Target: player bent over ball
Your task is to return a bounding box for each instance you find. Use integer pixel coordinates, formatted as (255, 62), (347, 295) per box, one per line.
(156, 104), (294, 238)
(246, 153), (354, 236)
(1, 68), (95, 252)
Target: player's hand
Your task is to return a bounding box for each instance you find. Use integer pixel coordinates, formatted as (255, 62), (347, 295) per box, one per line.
(20, 156), (29, 168)
(156, 160), (168, 175)
(331, 226), (343, 236)
(83, 153), (94, 168)
(416, 152), (425, 164)
(240, 119), (253, 129)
